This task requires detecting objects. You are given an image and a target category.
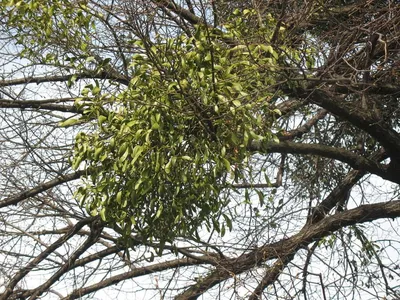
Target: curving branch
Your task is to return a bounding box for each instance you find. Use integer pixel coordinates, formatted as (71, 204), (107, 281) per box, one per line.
(279, 109), (328, 141)
(151, 0), (204, 26)
(0, 217), (96, 300)
(249, 140), (396, 184)
(248, 253), (296, 300)
(176, 200), (400, 299)
(27, 218), (104, 300)
(307, 148), (388, 224)
(62, 256), (206, 300)
(0, 170), (85, 209)
(309, 89), (400, 163)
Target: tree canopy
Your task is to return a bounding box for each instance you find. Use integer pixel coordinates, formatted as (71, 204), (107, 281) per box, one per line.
(0, 0), (400, 299)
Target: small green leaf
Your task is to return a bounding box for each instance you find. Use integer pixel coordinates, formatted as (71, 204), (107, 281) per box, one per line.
(59, 118), (80, 127)
(273, 108), (281, 116)
(222, 158), (231, 172)
(223, 214), (232, 231)
(232, 100), (241, 107)
(98, 115), (107, 125)
(221, 225), (226, 237)
(92, 86), (101, 95)
(94, 146), (103, 159)
(154, 204), (163, 220)
(221, 146), (226, 157)
(72, 155), (83, 170)
(116, 191), (122, 204)
(131, 145), (144, 165)
(256, 190), (265, 206)
(99, 207), (107, 221)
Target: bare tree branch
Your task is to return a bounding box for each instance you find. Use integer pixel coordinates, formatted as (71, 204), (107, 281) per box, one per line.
(0, 98), (82, 113)
(62, 256), (206, 300)
(0, 72), (129, 87)
(176, 200), (400, 299)
(249, 141), (395, 183)
(0, 171), (85, 209)
(0, 217), (96, 300)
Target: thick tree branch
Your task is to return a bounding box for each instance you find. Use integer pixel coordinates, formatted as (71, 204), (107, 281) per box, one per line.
(279, 109), (328, 141)
(308, 149), (388, 224)
(274, 98), (307, 117)
(27, 219), (104, 300)
(248, 253), (296, 300)
(62, 257), (205, 300)
(307, 169), (364, 224)
(176, 200), (400, 299)
(0, 171), (85, 209)
(249, 140), (396, 183)
(332, 83), (400, 96)
(152, 0), (204, 26)
(309, 89), (400, 162)
(0, 217), (96, 300)
(0, 71), (129, 87)
(71, 245), (120, 269)
(0, 98), (82, 113)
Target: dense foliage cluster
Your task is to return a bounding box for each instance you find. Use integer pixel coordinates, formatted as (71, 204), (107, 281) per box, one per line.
(70, 14), (290, 244)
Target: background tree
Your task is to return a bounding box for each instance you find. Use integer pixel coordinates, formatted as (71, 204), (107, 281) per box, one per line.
(0, 0), (400, 299)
